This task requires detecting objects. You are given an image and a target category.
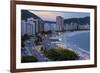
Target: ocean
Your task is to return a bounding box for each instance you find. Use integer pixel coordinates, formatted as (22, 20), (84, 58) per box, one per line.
(63, 31), (90, 52)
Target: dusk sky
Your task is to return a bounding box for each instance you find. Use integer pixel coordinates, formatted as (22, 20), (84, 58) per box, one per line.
(29, 10), (90, 22)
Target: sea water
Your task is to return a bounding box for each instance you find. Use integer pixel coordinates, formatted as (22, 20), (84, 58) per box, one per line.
(63, 31), (90, 52)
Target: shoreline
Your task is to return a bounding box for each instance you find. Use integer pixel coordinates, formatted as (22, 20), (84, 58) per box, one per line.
(65, 44), (90, 60)
(61, 30), (90, 60)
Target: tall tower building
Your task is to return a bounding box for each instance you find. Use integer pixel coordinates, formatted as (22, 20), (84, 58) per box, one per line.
(56, 16), (64, 31)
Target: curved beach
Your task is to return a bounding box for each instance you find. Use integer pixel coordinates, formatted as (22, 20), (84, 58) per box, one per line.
(62, 31), (90, 60)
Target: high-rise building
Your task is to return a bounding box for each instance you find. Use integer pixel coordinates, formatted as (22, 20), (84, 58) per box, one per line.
(56, 16), (64, 31)
(44, 21), (56, 31)
(21, 10), (44, 36)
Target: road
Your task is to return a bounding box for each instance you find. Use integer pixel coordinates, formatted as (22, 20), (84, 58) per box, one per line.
(22, 39), (49, 62)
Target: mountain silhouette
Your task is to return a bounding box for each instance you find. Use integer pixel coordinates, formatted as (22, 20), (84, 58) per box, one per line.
(21, 10), (44, 22)
(64, 16), (90, 25)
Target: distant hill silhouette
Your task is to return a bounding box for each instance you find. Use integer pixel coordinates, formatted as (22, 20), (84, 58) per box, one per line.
(64, 16), (90, 25)
(44, 17), (90, 25)
(21, 10), (44, 22)
(44, 21), (56, 24)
